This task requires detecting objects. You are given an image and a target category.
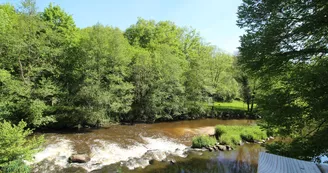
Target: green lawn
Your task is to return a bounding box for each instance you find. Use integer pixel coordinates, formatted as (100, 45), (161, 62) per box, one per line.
(213, 100), (250, 111)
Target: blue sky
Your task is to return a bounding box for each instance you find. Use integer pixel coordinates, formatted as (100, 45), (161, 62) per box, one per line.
(1, 0), (244, 53)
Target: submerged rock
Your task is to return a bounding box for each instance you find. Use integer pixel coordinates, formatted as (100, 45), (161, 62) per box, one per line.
(68, 154), (90, 163)
(143, 149), (166, 161)
(162, 158), (176, 165)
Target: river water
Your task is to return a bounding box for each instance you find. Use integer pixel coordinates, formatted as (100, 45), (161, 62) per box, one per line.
(31, 119), (264, 173)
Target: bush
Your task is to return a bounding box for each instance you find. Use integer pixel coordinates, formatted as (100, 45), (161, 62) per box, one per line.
(1, 160), (30, 173)
(0, 120), (44, 171)
(215, 125), (267, 145)
(192, 135), (217, 148)
(240, 126), (267, 142)
(219, 134), (242, 146)
(214, 126), (226, 139)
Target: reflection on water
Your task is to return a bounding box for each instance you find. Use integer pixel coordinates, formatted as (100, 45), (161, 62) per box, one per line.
(95, 144), (264, 173)
(32, 119), (262, 173)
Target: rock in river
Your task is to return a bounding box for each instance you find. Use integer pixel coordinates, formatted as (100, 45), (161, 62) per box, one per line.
(68, 154), (90, 163)
(217, 145), (226, 151)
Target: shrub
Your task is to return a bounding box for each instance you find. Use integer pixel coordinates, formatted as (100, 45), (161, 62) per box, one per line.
(219, 134), (242, 146)
(214, 126), (226, 139)
(0, 120), (44, 171)
(240, 133), (254, 142)
(192, 135), (217, 148)
(240, 126), (267, 142)
(1, 160), (30, 173)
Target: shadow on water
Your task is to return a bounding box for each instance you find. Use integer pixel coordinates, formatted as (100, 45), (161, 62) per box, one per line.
(92, 146), (260, 173)
(140, 155), (258, 173)
(35, 153), (258, 173)
(34, 128), (95, 134)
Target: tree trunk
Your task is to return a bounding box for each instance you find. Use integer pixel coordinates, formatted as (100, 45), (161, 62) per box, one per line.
(247, 101), (250, 112)
(18, 57), (26, 83)
(250, 97), (254, 112)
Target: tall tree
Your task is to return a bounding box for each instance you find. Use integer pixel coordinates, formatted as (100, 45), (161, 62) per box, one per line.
(72, 24), (134, 125)
(237, 0), (328, 160)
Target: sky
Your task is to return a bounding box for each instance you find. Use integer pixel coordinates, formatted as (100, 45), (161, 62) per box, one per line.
(1, 0), (244, 54)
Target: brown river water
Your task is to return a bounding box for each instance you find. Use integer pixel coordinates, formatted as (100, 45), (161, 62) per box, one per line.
(31, 119), (264, 173)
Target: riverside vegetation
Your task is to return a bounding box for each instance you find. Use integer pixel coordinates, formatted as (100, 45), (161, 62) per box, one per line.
(192, 125), (268, 150)
(1, 0), (328, 172)
(0, 1), (246, 129)
(0, 1), (253, 171)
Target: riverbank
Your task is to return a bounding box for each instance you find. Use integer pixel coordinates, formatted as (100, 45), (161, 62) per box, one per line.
(35, 101), (259, 130)
(190, 124), (271, 154)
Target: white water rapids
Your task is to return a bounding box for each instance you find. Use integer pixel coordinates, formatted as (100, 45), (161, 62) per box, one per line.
(31, 136), (188, 172)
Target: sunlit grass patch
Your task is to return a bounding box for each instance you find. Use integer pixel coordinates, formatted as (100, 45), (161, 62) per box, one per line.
(192, 135), (217, 148)
(213, 101), (249, 111)
(215, 125), (267, 146)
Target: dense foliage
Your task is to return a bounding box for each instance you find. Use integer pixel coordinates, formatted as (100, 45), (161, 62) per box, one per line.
(0, 1), (241, 128)
(0, 120), (44, 172)
(237, 0), (328, 160)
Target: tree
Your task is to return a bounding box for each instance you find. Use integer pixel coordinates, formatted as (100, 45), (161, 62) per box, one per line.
(207, 52), (239, 102)
(124, 18), (184, 54)
(237, 0), (328, 160)
(69, 24), (134, 125)
(0, 3), (55, 127)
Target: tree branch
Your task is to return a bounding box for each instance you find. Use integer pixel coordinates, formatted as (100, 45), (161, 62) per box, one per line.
(305, 119), (327, 137)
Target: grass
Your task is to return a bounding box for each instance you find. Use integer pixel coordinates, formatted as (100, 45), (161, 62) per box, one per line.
(211, 100), (257, 111)
(192, 135), (217, 148)
(215, 125), (267, 146)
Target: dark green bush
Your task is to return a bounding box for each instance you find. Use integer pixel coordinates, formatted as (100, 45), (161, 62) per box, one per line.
(1, 160), (30, 173)
(214, 126), (226, 139)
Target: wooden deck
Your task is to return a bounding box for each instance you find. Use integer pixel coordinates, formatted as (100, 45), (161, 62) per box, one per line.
(258, 152), (327, 173)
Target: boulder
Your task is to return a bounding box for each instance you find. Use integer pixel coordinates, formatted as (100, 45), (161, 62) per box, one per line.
(237, 140), (244, 146)
(212, 146), (218, 151)
(208, 147), (214, 152)
(68, 154), (90, 163)
(217, 145), (226, 151)
(149, 159), (155, 165)
(226, 145), (233, 151)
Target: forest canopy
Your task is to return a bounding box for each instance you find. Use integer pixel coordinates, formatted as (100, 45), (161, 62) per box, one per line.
(0, 1), (241, 128)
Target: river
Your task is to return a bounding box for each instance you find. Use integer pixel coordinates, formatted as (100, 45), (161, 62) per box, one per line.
(31, 119), (264, 173)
